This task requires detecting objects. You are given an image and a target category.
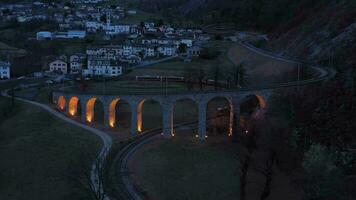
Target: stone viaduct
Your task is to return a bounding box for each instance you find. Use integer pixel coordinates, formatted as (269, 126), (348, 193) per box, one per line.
(52, 90), (271, 140)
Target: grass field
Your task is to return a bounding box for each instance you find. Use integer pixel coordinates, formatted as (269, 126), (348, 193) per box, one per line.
(0, 41), (27, 56)
(118, 10), (163, 24)
(128, 40), (297, 87)
(129, 136), (240, 200)
(81, 80), (190, 95)
(228, 44), (297, 85)
(0, 97), (101, 200)
(126, 41), (235, 79)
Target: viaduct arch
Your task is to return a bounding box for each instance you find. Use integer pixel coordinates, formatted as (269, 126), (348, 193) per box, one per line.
(52, 90), (270, 140)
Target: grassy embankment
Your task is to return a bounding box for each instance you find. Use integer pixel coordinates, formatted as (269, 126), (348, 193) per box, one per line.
(126, 41), (234, 78)
(129, 135), (240, 200)
(0, 83), (101, 200)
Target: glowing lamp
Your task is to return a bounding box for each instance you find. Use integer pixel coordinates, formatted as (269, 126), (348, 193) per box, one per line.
(69, 110), (75, 116)
(137, 125), (142, 132)
(87, 116), (92, 123)
(110, 121), (115, 128)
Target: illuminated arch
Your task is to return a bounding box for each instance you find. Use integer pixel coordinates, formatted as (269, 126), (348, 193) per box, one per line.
(58, 96), (66, 111)
(86, 98), (96, 123)
(86, 97), (104, 123)
(109, 98), (132, 128)
(68, 97), (80, 116)
(241, 93), (267, 109)
(206, 96), (233, 137)
(109, 99), (120, 128)
(255, 94), (267, 109)
(136, 99), (162, 132)
(137, 99), (145, 132)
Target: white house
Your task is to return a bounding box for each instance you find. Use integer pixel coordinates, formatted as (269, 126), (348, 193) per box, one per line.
(86, 56), (122, 77)
(120, 55), (142, 65)
(85, 21), (105, 32)
(106, 24), (130, 35)
(36, 31), (52, 40)
(158, 45), (177, 56)
(85, 17), (131, 35)
(67, 30), (86, 39)
(187, 46), (201, 57)
(86, 46), (123, 59)
(70, 54), (86, 74)
(180, 39), (193, 47)
(122, 45), (133, 56)
(144, 46), (155, 57)
(49, 59), (68, 74)
(0, 61), (10, 79)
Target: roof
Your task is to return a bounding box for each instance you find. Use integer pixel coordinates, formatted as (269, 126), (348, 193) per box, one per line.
(37, 31), (52, 35)
(68, 30), (86, 34)
(0, 60), (10, 67)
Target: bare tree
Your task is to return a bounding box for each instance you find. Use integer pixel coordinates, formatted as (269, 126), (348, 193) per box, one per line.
(240, 155), (250, 200)
(195, 64), (205, 91)
(183, 65), (194, 90)
(212, 64), (220, 90)
(233, 62), (246, 88)
(259, 153), (275, 200)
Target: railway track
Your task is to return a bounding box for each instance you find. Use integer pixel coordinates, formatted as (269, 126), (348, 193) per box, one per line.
(108, 122), (199, 200)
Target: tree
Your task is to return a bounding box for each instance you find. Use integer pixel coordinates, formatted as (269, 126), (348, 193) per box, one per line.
(233, 62), (246, 87)
(212, 64), (220, 90)
(100, 14), (107, 23)
(303, 144), (346, 200)
(178, 43), (188, 54)
(64, 1), (72, 7)
(139, 21), (145, 30)
(214, 34), (223, 40)
(183, 65), (194, 90)
(199, 48), (219, 60)
(157, 19), (164, 27)
(195, 65), (205, 91)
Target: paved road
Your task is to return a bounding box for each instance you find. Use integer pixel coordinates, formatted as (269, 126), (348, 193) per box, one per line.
(132, 55), (178, 69)
(1, 89), (113, 200)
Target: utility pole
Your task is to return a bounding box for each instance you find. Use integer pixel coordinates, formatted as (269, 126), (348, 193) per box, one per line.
(165, 76), (168, 96)
(103, 70), (107, 95)
(297, 63), (301, 91)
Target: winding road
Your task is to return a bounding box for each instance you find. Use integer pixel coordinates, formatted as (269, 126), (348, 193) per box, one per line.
(1, 89), (113, 200)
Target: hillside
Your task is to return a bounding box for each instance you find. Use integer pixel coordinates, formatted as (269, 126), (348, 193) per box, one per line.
(138, 0), (356, 70)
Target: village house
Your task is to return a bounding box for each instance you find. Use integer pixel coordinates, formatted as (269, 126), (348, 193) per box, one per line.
(85, 56), (122, 77)
(70, 54), (86, 74)
(87, 46), (123, 59)
(120, 55), (142, 65)
(36, 31), (52, 40)
(144, 46), (155, 57)
(0, 61), (10, 79)
(157, 45), (177, 57)
(49, 59), (68, 74)
(37, 30), (86, 40)
(187, 46), (201, 57)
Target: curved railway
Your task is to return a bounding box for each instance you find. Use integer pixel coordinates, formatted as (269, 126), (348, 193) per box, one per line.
(106, 43), (336, 200)
(109, 122), (199, 200)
